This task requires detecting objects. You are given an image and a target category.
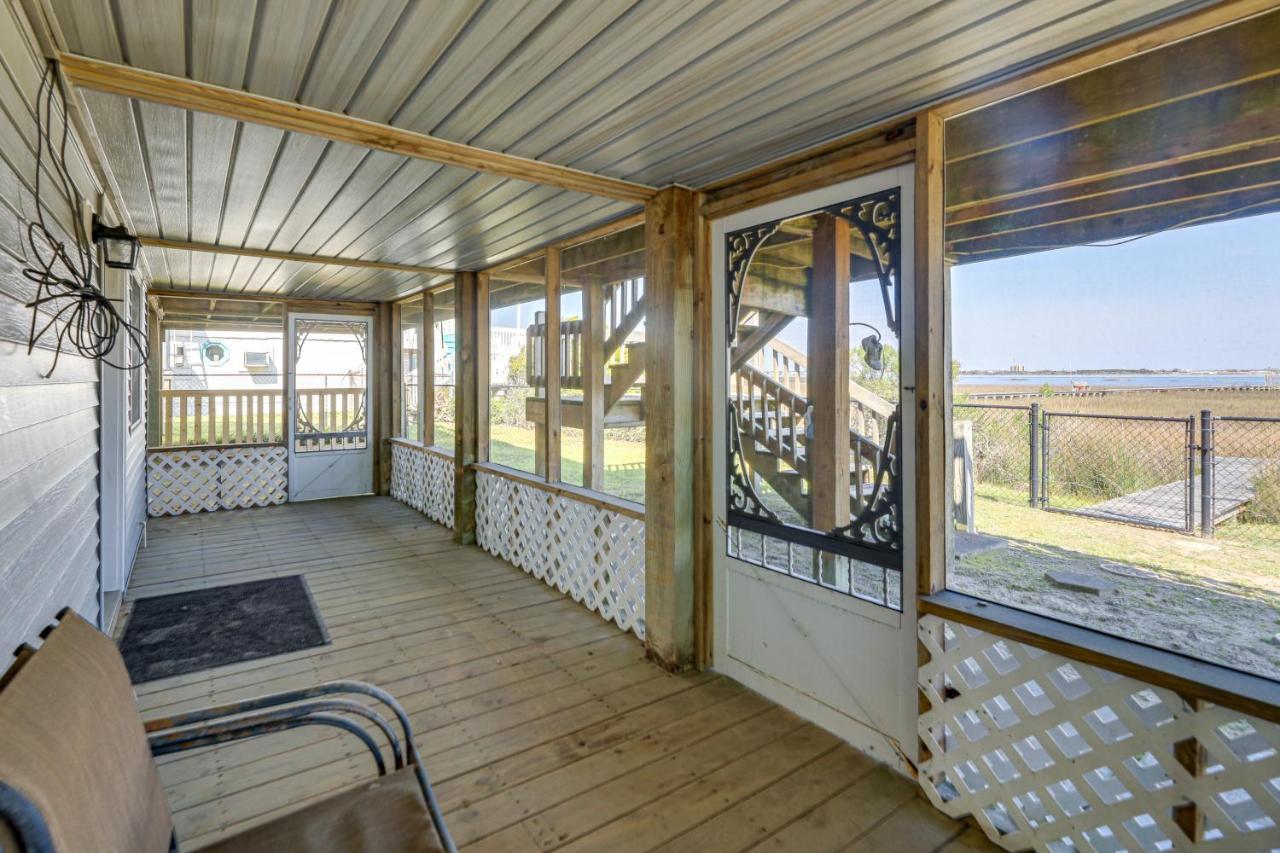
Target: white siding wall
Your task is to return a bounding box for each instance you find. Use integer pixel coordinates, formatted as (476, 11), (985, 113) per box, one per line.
(0, 0), (107, 654)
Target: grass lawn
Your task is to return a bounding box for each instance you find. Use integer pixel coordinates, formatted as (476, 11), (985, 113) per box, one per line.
(488, 424), (645, 504)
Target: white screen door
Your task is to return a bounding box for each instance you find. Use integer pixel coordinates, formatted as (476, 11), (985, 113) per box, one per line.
(288, 313), (373, 501)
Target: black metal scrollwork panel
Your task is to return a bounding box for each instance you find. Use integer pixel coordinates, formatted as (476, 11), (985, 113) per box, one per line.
(725, 187), (902, 578)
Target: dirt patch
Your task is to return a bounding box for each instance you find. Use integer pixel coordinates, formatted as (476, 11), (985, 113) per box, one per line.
(951, 537), (1280, 681)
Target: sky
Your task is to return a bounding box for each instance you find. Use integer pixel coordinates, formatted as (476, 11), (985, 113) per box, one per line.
(950, 210), (1280, 372)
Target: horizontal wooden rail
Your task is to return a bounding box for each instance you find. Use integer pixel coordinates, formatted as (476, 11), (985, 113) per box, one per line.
(921, 590), (1280, 725)
(139, 236), (452, 276)
(158, 388), (365, 447)
(60, 53), (656, 204)
(472, 462), (644, 520)
(387, 436), (454, 460)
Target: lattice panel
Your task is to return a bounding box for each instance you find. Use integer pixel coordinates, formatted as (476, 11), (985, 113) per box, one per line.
(148, 446), (287, 517)
(389, 442), (455, 528)
(919, 615), (1280, 852)
(476, 471), (645, 638)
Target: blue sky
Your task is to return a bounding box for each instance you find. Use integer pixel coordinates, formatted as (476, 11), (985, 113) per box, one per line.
(950, 211), (1280, 371)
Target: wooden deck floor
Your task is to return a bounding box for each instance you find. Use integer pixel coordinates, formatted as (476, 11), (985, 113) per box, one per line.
(122, 497), (992, 852)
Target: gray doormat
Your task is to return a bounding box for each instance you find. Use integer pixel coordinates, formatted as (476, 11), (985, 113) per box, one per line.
(119, 575), (329, 683)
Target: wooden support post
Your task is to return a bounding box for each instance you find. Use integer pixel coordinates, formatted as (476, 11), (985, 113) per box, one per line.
(423, 292), (435, 447)
(582, 281), (606, 490)
(454, 271), (481, 543)
(545, 248), (562, 482)
(915, 111), (949, 598)
(477, 273), (491, 462)
(808, 214), (851, 549)
(692, 197), (714, 669)
(645, 185), (698, 671)
(146, 296), (163, 447)
(914, 111), (950, 767)
(374, 301), (396, 495)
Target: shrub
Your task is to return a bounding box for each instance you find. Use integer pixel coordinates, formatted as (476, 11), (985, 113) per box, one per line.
(1245, 466), (1280, 525)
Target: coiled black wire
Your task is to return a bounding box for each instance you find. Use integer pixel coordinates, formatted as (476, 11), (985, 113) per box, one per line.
(22, 59), (147, 377)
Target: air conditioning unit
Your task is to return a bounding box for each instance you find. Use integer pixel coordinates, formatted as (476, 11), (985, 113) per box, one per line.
(170, 343), (187, 368)
(243, 351), (270, 369)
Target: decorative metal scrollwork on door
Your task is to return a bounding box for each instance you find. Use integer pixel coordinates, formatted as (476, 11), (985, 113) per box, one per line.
(725, 187), (903, 579)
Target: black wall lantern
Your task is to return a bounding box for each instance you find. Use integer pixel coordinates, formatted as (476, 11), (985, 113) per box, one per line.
(92, 215), (140, 270)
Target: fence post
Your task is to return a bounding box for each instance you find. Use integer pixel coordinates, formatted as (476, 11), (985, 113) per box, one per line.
(1201, 409), (1214, 539)
(1029, 403), (1041, 508)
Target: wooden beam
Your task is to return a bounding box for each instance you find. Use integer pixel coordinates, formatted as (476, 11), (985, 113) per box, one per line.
(374, 301), (395, 495)
(701, 119), (916, 219)
(582, 277), (606, 490)
(545, 247), (562, 483)
(149, 288), (376, 314)
(808, 215), (850, 558)
(692, 192), (714, 670)
(138, 236), (453, 276)
(933, 0), (1280, 120)
(454, 271), (480, 544)
(644, 185), (698, 671)
(476, 273), (491, 465)
(146, 295), (162, 445)
(60, 53), (657, 205)
(915, 112), (948, 599)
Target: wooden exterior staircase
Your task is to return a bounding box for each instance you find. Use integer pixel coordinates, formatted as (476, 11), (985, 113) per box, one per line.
(731, 332), (894, 520)
(525, 278), (647, 429)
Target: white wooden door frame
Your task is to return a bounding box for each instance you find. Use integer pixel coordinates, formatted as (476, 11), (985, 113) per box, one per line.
(287, 312), (374, 502)
(710, 165), (919, 772)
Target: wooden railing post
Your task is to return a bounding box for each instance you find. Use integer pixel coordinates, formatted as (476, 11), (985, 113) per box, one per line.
(424, 292), (435, 447)
(583, 281), (606, 490)
(645, 185), (698, 671)
(454, 270), (481, 544)
(545, 248), (562, 483)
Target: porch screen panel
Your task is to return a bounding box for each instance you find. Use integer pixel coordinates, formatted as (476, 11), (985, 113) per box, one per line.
(725, 190), (903, 609)
(292, 318), (368, 453)
(430, 286), (456, 451)
(488, 255), (546, 475)
(557, 224), (647, 503)
(399, 296), (423, 442)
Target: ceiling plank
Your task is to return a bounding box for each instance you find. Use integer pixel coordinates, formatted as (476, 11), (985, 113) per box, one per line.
(138, 236), (453, 276)
(59, 52), (658, 205)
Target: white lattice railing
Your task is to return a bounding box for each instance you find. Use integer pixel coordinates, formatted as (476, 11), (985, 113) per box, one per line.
(389, 439), (455, 528)
(147, 444), (287, 517)
(919, 613), (1280, 851)
(475, 466), (645, 638)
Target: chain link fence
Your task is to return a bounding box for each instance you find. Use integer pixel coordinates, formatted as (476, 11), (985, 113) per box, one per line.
(1209, 416), (1280, 548)
(1041, 412), (1193, 532)
(953, 405), (1280, 550)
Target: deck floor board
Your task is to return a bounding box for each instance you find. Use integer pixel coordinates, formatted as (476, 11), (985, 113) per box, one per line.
(123, 497), (992, 851)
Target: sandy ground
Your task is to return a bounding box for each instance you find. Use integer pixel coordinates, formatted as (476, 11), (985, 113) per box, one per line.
(951, 499), (1280, 682)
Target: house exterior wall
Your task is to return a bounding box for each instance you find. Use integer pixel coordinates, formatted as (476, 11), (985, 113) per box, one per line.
(0, 0), (125, 651)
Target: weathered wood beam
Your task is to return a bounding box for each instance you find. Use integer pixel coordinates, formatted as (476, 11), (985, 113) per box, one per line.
(60, 53), (657, 205)
(545, 248), (562, 483)
(701, 119), (916, 219)
(138, 236), (453, 276)
(644, 185), (698, 671)
(946, 7), (1280, 160)
(808, 215), (850, 551)
(454, 271), (481, 544)
(149, 288), (376, 314)
(947, 159), (1280, 245)
(582, 279), (606, 490)
(946, 76), (1280, 211)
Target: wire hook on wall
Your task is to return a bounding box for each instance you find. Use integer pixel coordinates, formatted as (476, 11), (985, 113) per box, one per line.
(21, 59), (147, 377)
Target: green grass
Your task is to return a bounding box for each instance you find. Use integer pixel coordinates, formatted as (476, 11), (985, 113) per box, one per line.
(488, 424), (646, 504)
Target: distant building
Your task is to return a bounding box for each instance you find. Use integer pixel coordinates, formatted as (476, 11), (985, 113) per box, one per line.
(1072, 380), (1089, 392)
(1010, 364), (1026, 373)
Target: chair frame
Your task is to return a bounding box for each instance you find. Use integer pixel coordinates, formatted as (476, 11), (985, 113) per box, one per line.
(143, 679), (457, 853)
(0, 661), (457, 853)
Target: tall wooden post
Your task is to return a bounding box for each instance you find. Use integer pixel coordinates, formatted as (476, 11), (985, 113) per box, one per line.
(423, 292), (435, 447)
(374, 300), (396, 494)
(454, 270), (481, 544)
(645, 185), (698, 671)
(582, 281), (606, 489)
(808, 214), (851, 549)
(476, 273), (490, 462)
(146, 296), (163, 447)
(545, 248), (562, 482)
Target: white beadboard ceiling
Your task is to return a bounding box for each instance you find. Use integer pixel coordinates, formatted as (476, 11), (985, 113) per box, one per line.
(49, 0), (1212, 300)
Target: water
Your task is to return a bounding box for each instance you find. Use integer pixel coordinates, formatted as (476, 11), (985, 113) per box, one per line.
(956, 372), (1276, 388)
